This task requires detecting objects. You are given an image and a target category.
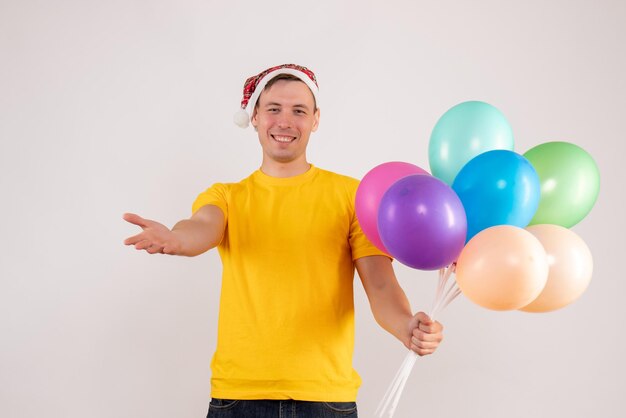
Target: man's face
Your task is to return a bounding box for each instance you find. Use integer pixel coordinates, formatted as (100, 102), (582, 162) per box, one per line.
(251, 79), (320, 165)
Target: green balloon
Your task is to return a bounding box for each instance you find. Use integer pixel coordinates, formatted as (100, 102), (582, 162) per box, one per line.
(429, 101), (514, 185)
(524, 142), (600, 228)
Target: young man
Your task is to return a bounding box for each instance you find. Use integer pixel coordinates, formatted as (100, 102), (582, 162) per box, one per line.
(123, 64), (443, 418)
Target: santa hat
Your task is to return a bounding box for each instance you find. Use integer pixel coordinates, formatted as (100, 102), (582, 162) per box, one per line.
(233, 64), (320, 128)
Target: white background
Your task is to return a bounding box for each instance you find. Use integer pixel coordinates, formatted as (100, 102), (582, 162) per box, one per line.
(1, 0), (624, 417)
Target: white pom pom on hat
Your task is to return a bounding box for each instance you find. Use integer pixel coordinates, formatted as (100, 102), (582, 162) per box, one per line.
(233, 108), (250, 128)
(234, 64), (320, 128)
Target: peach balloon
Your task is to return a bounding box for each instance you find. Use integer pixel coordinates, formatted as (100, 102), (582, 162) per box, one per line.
(456, 225), (549, 311)
(520, 225), (593, 313)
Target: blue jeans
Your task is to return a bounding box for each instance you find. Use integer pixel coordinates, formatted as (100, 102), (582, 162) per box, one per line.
(206, 398), (358, 418)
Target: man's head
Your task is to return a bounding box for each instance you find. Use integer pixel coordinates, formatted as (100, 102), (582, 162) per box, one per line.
(234, 64), (320, 129)
(250, 72), (320, 166)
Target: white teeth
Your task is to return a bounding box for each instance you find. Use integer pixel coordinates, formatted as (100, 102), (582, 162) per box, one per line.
(273, 135), (294, 143)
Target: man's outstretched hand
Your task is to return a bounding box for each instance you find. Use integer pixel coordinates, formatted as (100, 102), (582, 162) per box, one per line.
(123, 213), (182, 255)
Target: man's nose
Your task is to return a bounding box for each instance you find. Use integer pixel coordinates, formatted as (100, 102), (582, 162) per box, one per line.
(277, 113), (293, 128)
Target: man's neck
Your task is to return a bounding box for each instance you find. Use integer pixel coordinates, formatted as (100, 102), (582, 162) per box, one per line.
(260, 159), (311, 178)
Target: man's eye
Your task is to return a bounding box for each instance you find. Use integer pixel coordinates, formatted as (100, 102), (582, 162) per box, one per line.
(268, 108), (279, 112)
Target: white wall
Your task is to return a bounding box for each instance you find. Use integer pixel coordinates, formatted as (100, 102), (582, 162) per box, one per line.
(1, 0), (624, 417)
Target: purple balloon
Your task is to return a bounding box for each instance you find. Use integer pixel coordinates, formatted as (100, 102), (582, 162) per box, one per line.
(378, 175), (467, 270)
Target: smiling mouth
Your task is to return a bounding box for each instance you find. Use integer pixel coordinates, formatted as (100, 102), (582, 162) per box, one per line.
(271, 134), (296, 143)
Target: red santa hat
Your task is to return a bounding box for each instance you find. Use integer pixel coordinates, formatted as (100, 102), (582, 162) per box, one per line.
(233, 64), (320, 128)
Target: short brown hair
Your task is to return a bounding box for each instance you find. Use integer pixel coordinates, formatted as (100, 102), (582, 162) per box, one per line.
(256, 74), (318, 110)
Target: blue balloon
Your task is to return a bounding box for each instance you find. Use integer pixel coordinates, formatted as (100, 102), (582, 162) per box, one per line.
(452, 150), (540, 241)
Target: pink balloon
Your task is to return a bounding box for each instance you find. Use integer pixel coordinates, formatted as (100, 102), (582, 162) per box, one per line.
(356, 162), (429, 252)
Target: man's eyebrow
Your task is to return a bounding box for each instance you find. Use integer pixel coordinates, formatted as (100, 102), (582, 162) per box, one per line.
(263, 102), (312, 110)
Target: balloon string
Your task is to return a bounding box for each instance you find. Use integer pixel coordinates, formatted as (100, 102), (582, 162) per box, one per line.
(376, 264), (459, 418)
(431, 264), (456, 319)
(432, 277), (459, 318)
(387, 352), (418, 417)
(376, 351), (416, 417)
(431, 268), (446, 316)
(437, 285), (461, 314)
(375, 350), (413, 416)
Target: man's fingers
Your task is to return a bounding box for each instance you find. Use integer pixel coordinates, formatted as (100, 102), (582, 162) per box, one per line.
(124, 232), (146, 246)
(411, 332), (443, 356)
(162, 244), (176, 255)
(123, 213), (149, 228)
(418, 320), (443, 334)
(411, 337), (440, 350)
(130, 240), (165, 254)
(146, 244), (164, 254)
(414, 311), (433, 326)
(134, 240), (152, 251)
(412, 328), (444, 343)
(410, 344), (436, 356)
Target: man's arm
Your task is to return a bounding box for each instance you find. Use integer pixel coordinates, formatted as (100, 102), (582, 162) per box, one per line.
(123, 205), (225, 257)
(356, 255), (444, 356)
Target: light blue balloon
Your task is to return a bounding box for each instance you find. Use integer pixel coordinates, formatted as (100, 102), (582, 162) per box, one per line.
(452, 150), (540, 241)
(429, 101), (514, 185)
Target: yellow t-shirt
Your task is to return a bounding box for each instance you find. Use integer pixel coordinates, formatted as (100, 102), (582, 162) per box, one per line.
(192, 165), (385, 401)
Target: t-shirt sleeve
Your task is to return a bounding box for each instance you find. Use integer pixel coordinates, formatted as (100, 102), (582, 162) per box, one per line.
(347, 179), (389, 261)
(191, 183), (229, 222)
(349, 211), (389, 260)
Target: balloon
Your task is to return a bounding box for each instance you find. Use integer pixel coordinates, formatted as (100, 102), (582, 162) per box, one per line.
(456, 225), (549, 311)
(520, 225), (593, 313)
(378, 174), (467, 270)
(452, 150), (540, 241)
(356, 162), (429, 252)
(429, 101), (514, 185)
(524, 142), (600, 228)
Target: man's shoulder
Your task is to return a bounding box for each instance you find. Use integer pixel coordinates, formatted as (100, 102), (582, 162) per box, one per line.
(315, 167), (359, 186)
(210, 171), (257, 189)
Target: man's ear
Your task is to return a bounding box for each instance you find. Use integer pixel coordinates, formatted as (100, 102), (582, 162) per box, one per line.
(311, 108), (321, 132)
(251, 108), (258, 129)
